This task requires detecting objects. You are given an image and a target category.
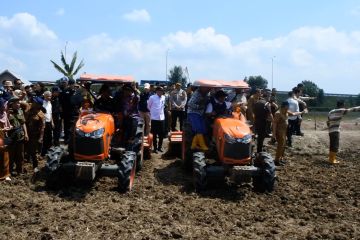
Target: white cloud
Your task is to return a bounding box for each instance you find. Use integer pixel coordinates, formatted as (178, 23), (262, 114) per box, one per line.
(350, 6), (360, 16)
(1, 12), (360, 93)
(0, 12), (57, 49)
(122, 9), (151, 22)
(291, 49), (314, 66)
(56, 8), (65, 16)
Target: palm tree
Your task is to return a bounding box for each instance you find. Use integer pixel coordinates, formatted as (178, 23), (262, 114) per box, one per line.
(50, 51), (85, 79)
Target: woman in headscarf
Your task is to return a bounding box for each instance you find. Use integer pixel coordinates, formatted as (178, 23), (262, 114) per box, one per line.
(0, 98), (11, 181)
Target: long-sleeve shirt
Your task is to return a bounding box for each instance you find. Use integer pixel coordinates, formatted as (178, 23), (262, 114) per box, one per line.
(147, 94), (165, 120)
(328, 106), (360, 133)
(187, 90), (209, 115)
(170, 89), (187, 111)
(287, 97), (300, 120)
(43, 100), (52, 123)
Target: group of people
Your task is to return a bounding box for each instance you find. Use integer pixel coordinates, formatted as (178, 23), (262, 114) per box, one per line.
(0, 77), (358, 182)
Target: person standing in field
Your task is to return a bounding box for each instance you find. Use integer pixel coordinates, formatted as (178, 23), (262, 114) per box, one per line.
(148, 86), (166, 153)
(138, 83), (152, 136)
(0, 98), (11, 181)
(327, 100), (360, 164)
(273, 101), (303, 166)
(170, 83), (187, 131)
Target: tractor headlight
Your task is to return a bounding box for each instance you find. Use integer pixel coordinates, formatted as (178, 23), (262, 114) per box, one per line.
(224, 133), (252, 144)
(224, 133), (236, 144)
(92, 128), (105, 138)
(75, 128), (105, 139)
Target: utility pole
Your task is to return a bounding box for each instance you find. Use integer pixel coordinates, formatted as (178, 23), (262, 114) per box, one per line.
(271, 56), (276, 89)
(165, 49), (169, 82)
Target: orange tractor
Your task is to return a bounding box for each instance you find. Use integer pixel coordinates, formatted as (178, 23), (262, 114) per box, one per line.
(181, 80), (276, 192)
(45, 74), (152, 192)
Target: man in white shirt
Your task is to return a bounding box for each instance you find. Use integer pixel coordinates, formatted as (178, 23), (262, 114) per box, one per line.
(41, 91), (53, 156)
(147, 86), (165, 153)
(286, 90), (299, 147)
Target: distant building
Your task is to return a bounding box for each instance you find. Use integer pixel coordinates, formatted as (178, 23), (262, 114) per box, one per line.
(0, 69), (30, 87)
(140, 80), (168, 86)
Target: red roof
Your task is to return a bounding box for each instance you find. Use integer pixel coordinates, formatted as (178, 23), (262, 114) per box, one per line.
(78, 74), (135, 83)
(193, 79), (249, 88)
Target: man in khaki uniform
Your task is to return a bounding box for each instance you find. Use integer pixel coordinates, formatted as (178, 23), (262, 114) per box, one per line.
(26, 97), (45, 173)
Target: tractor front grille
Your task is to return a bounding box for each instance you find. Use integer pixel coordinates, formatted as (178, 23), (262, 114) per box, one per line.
(223, 142), (251, 160)
(74, 136), (104, 156)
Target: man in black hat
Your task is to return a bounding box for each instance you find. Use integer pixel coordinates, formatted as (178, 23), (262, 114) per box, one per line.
(205, 89), (232, 119)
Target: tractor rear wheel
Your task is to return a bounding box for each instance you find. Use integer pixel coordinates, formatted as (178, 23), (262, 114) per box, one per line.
(252, 152), (276, 193)
(118, 151), (137, 192)
(193, 152), (207, 192)
(182, 121), (193, 170)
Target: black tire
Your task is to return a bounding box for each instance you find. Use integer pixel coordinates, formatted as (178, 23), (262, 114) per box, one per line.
(45, 146), (67, 189)
(193, 152), (207, 192)
(182, 121), (194, 170)
(252, 152), (276, 193)
(118, 151), (137, 192)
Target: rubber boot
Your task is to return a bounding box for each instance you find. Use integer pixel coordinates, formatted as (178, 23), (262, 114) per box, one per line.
(329, 151), (339, 164)
(197, 134), (209, 151)
(191, 134), (200, 150)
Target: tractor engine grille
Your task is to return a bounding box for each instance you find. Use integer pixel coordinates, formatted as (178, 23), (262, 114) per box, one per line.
(74, 136), (104, 156)
(223, 142), (251, 160)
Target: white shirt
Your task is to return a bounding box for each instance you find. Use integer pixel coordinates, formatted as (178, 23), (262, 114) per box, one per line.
(147, 94), (165, 120)
(43, 100), (52, 123)
(287, 97), (299, 120)
(206, 99), (232, 113)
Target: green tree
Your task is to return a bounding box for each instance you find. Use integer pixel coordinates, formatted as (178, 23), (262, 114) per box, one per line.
(168, 65), (187, 87)
(247, 76), (268, 90)
(317, 88), (325, 105)
(356, 94), (360, 105)
(301, 80), (323, 107)
(51, 51), (84, 79)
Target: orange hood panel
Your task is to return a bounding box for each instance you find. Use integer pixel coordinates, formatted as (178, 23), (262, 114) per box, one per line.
(214, 118), (251, 138)
(76, 113), (115, 134)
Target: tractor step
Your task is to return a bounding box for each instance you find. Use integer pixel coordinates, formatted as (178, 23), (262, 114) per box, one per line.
(75, 162), (98, 181)
(169, 131), (183, 143)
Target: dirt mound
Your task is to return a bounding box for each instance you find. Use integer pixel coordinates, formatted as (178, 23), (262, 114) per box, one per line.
(0, 129), (359, 239)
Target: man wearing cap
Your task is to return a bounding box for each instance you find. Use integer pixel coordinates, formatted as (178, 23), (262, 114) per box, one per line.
(147, 86), (166, 153)
(273, 101), (303, 166)
(60, 79), (81, 143)
(51, 86), (62, 146)
(205, 90), (232, 119)
(26, 96), (45, 173)
(7, 96), (28, 175)
(170, 83), (187, 131)
(2, 80), (14, 101)
(138, 83), (152, 136)
(187, 86), (211, 151)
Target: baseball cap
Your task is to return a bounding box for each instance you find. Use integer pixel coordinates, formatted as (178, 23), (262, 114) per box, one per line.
(144, 83), (150, 89)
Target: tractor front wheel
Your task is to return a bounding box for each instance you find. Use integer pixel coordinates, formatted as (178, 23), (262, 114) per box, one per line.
(45, 146), (68, 189)
(118, 151), (137, 192)
(193, 152), (207, 192)
(252, 152), (276, 193)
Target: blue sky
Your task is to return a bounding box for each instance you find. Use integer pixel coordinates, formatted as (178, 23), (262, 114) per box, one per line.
(1, 0), (360, 93)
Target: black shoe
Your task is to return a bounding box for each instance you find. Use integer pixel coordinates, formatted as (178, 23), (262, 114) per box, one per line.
(158, 148), (164, 153)
(152, 149), (158, 154)
(296, 132), (304, 136)
(275, 160), (286, 166)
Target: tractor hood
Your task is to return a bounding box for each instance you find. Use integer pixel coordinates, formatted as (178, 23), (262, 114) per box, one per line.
(213, 118), (251, 139)
(76, 113), (115, 134)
